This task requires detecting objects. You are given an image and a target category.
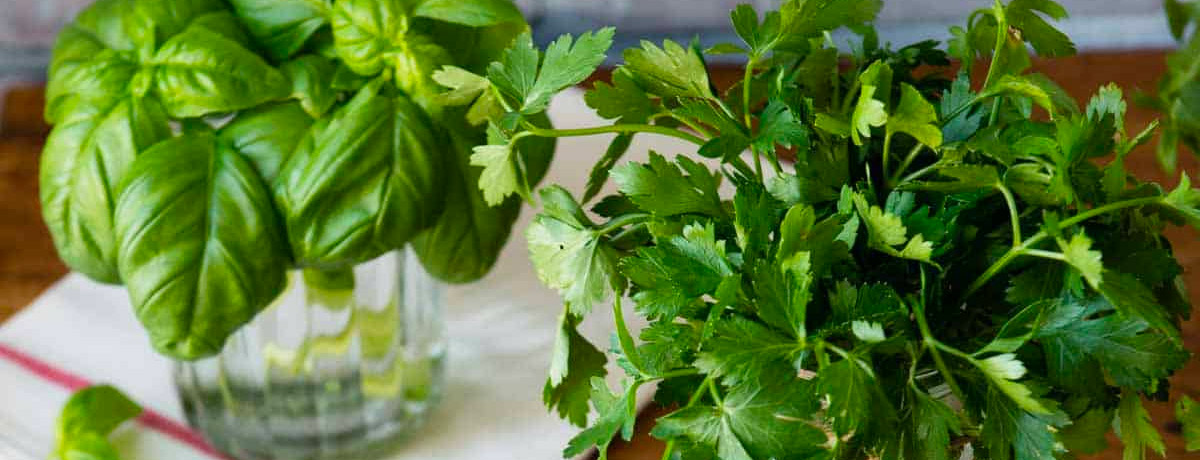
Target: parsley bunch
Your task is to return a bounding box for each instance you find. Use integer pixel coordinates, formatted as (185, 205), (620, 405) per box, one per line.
(441, 1), (1200, 458)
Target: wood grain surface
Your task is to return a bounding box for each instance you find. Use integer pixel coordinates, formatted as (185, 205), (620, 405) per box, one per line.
(1, 50), (1197, 459)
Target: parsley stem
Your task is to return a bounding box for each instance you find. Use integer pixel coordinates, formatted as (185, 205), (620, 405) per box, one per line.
(652, 112), (714, 138)
(660, 441), (676, 460)
(962, 196), (1165, 297)
(890, 144), (925, 185)
(657, 368), (701, 379)
(881, 131), (895, 184)
(996, 183), (1022, 247)
(980, 0), (1008, 91)
(913, 269), (969, 404)
(612, 296), (646, 375)
(1023, 248), (1066, 261)
(522, 123), (707, 146)
(742, 58), (756, 130)
(597, 213), (652, 237)
(707, 378), (724, 406)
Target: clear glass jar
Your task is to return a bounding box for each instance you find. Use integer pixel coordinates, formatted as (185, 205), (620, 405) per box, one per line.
(173, 247), (446, 460)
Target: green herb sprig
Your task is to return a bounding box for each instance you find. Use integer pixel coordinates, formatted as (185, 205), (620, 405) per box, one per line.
(41, 0), (547, 360)
(442, 0), (1200, 458)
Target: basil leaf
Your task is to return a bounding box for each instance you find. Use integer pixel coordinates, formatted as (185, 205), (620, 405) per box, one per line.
(227, 0), (330, 61)
(276, 81), (444, 268)
(149, 24), (290, 118)
(45, 51), (138, 125)
(187, 10), (256, 47)
(130, 0), (226, 48)
(218, 102), (314, 184)
(115, 131), (289, 360)
(412, 0), (524, 27)
(413, 114), (554, 283)
(41, 97), (170, 283)
(56, 385), (141, 460)
(330, 0), (404, 76)
(282, 54), (338, 117)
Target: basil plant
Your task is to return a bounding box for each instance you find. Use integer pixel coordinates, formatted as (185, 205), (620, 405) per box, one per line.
(40, 0), (553, 360)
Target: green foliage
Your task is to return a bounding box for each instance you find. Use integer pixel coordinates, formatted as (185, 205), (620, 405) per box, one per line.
(42, 0), (541, 362)
(55, 385), (141, 460)
(479, 1), (1200, 459)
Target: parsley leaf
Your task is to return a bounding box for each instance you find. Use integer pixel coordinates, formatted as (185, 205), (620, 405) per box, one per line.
(1037, 298), (1188, 393)
(651, 379), (830, 460)
(611, 152), (724, 217)
(564, 378), (638, 459)
(1178, 395), (1200, 452)
(852, 192), (934, 262)
(622, 223), (734, 319)
(585, 69), (656, 124)
(1116, 389), (1166, 460)
(818, 355), (896, 437)
(888, 83), (943, 148)
(694, 317), (801, 386)
(623, 39), (715, 100)
(527, 186), (623, 316)
(488, 29), (615, 114)
(904, 387), (963, 460)
(545, 313), (608, 427)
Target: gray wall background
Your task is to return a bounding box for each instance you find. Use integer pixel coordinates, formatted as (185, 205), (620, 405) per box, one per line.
(526, 0), (1176, 58)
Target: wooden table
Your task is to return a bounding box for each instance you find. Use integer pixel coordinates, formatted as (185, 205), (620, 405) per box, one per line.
(2, 51), (1197, 459)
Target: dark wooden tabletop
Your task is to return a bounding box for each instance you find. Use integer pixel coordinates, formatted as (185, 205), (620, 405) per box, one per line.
(1, 51), (1197, 459)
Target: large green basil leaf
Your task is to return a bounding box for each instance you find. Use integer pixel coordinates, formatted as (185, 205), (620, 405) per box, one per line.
(45, 50), (138, 125)
(276, 81), (445, 268)
(115, 131), (289, 360)
(330, 0), (405, 76)
(330, 0), (452, 105)
(130, 0), (226, 51)
(149, 24), (290, 118)
(228, 0), (331, 61)
(187, 10), (256, 47)
(218, 102), (314, 184)
(282, 54), (338, 117)
(40, 97), (170, 284)
(413, 114), (554, 283)
(412, 0), (523, 27)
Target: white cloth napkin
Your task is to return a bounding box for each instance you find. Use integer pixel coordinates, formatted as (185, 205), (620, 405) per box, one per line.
(0, 89), (696, 460)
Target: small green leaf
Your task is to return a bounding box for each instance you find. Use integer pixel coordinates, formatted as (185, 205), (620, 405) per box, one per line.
(611, 152), (724, 218)
(150, 25), (290, 118)
(622, 39), (715, 100)
(1178, 395), (1200, 452)
(226, 0), (329, 61)
(585, 69), (657, 124)
(564, 378), (638, 459)
(56, 385), (141, 460)
(1117, 389), (1166, 460)
(851, 85), (888, 145)
(850, 321), (886, 343)
(852, 192), (933, 262)
(526, 186), (622, 316)
(282, 55), (337, 118)
(488, 29), (615, 114)
(888, 83), (942, 148)
(545, 313), (608, 427)
(1059, 232), (1104, 288)
(975, 353), (1052, 414)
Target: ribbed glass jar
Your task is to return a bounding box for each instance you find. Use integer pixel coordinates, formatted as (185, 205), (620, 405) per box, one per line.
(173, 247), (446, 460)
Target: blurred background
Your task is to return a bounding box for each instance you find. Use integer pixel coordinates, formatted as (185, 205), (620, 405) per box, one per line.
(0, 0), (1178, 84)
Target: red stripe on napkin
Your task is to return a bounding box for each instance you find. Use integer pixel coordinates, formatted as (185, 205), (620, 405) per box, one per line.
(0, 342), (230, 460)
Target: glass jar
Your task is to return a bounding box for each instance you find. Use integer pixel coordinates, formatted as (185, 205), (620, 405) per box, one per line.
(173, 247), (446, 460)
